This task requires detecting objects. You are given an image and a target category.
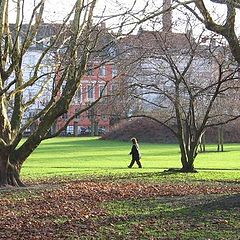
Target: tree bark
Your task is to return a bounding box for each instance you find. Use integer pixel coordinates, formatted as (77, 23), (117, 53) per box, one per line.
(0, 150), (9, 186)
(0, 0), (97, 187)
(0, 147), (25, 187)
(220, 125), (224, 152)
(177, 136), (198, 172)
(199, 132), (206, 152)
(217, 126), (224, 152)
(180, 146), (197, 172)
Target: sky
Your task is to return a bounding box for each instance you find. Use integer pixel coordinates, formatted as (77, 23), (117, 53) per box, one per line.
(9, 0), (157, 34)
(8, 0), (240, 34)
(9, 0), (145, 22)
(38, 0), (150, 23)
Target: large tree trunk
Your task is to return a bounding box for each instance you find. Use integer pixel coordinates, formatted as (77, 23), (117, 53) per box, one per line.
(0, 147), (25, 187)
(0, 0), (98, 188)
(7, 163), (25, 187)
(178, 132), (199, 173)
(181, 160), (195, 172)
(0, 96), (13, 186)
(0, 149), (9, 186)
(179, 146), (197, 172)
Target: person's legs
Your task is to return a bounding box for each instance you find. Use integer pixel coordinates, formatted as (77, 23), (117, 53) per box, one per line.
(128, 159), (135, 168)
(136, 159), (142, 168)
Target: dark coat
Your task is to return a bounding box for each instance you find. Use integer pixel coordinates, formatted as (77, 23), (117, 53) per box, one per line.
(129, 144), (141, 160)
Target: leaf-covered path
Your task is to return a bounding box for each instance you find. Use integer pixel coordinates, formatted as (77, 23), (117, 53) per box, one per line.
(0, 180), (239, 239)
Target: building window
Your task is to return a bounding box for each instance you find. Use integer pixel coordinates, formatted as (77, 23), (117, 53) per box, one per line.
(99, 65), (105, 76)
(62, 113), (68, 119)
(75, 86), (82, 103)
(111, 83), (118, 92)
(66, 125), (74, 135)
(102, 115), (108, 121)
(87, 85), (94, 99)
(86, 63), (94, 76)
(75, 108), (80, 120)
(61, 82), (66, 93)
(107, 46), (116, 57)
(29, 70), (33, 79)
(29, 55), (36, 65)
(112, 65), (118, 77)
(28, 111), (35, 118)
(27, 89), (32, 100)
(36, 41), (43, 49)
(99, 85), (106, 97)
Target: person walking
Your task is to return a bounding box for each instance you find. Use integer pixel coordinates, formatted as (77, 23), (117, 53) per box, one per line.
(128, 137), (142, 168)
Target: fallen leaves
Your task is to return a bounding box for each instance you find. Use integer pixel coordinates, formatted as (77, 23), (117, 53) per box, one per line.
(0, 180), (239, 239)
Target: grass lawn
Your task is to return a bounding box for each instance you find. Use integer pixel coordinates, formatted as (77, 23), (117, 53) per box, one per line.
(2, 137), (239, 240)
(22, 137), (240, 182)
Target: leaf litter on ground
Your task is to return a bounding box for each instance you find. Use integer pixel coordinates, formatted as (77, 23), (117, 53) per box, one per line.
(0, 179), (239, 239)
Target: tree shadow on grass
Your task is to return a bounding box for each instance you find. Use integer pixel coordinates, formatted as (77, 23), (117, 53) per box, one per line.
(199, 193), (240, 210)
(96, 193), (240, 237)
(98, 170), (183, 181)
(198, 150), (231, 154)
(197, 167), (240, 171)
(22, 166), (240, 185)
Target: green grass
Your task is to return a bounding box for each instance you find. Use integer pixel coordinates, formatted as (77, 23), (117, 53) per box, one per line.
(21, 137), (240, 182)
(100, 195), (239, 240)
(7, 137), (240, 239)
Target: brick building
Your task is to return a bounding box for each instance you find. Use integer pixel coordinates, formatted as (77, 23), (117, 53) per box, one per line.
(56, 61), (118, 136)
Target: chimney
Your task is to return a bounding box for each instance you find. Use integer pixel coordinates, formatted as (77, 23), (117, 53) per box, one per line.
(162, 0), (172, 32)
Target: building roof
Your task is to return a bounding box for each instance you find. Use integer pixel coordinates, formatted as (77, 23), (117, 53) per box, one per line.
(119, 29), (194, 55)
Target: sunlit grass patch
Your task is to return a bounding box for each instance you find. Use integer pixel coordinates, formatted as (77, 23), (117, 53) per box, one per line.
(21, 137), (240, 183)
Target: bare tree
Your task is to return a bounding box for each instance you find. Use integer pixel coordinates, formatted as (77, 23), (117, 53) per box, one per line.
(0, 0), (179, 187)
(0, 0), (129, 187)
(119, 21), (240, 171)
(177, 0), (240, 64)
